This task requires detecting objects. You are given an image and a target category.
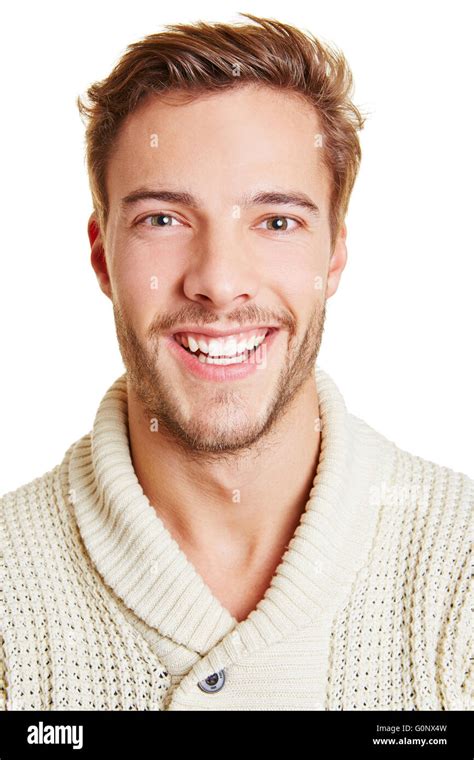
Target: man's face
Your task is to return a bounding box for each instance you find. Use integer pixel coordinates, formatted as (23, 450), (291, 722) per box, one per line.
(91, 84), (346, 455)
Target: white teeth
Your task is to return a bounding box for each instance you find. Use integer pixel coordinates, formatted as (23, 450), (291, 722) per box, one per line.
(245, 337), (257, 351)
(198, 352), (248, 365)
(188, 336), (199, 352)
(208, 337), (238, 357)
(177, 331), (267, 357)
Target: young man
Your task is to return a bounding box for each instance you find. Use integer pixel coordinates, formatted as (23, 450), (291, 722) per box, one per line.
(1, 13), (472, 711)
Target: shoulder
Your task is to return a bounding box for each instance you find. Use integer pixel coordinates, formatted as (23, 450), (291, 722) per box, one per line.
(386, 438), (473, 532)
(0, 435), (86, 515)
(350, 412), (473, 526)
(386, 442), (473, 607)
(350, 413), (472, 608)
(0, 465), (61, 534)
(0, 437), (86, 574)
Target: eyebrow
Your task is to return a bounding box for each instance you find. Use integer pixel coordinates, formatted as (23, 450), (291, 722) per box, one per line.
(120, 187), (320, 221)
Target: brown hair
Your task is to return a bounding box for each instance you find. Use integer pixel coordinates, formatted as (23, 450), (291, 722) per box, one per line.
(77, 12), (368, 251)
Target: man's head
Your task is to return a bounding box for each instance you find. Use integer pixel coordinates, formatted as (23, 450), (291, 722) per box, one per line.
(79, 13), (366, 457)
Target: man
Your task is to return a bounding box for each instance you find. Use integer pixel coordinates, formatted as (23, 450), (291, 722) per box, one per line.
(0, 13), (472, 711)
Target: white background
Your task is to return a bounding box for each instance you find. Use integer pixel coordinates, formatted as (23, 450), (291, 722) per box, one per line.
(1, 0), (472, 494)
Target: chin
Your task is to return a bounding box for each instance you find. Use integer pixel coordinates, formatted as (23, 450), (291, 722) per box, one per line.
(187, 405), (264, 443)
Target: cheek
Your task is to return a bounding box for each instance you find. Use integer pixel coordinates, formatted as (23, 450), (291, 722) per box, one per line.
(113, 249), (180, 312)
(272, 259), (321, 305)
(268, 254), (325, 340)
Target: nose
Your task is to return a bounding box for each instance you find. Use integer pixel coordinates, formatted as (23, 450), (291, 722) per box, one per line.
(182, 224), (260, 309)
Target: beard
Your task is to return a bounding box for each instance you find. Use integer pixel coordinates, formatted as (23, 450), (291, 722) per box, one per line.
(112, 299), (326, 462)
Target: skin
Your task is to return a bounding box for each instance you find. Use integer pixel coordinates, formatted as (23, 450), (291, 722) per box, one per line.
(89, 83), (347, 622)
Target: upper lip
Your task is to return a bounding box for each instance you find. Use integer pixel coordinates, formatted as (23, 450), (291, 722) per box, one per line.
(171, 326), (278, 338)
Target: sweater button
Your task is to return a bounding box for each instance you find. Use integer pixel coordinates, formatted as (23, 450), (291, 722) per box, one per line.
(197, 669), (225, 693)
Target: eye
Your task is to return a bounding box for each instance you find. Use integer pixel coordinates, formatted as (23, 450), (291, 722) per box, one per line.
(137, 213), (182, 228)
(135, 212), (301, 233)
(258, 216), (301, 234)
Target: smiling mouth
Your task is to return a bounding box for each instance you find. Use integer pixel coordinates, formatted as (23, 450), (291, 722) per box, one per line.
(173, 328), (274, 365)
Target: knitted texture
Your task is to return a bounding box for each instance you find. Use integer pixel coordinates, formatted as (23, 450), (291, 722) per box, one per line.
(0, 365), (472, 711)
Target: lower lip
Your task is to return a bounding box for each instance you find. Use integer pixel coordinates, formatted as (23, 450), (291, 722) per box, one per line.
(165, 329), (279, 382)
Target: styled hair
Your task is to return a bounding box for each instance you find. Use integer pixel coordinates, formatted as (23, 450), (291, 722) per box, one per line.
(77, 12), (368, 251)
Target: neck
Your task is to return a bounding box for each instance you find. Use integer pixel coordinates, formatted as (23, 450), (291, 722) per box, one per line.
(127, 374), (321, 575)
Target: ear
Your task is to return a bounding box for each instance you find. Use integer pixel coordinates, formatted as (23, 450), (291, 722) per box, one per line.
(88, 213), (112, 299)
(326, 223), (348, 299)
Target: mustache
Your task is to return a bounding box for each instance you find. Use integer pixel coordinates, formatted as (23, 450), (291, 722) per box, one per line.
(147, 304), (295, 339)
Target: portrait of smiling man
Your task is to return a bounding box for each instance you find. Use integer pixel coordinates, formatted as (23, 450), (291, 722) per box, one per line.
(0, 12), (472, 713)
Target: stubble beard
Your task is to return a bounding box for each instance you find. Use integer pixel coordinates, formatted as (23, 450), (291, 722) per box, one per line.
(111, 299), (326, 462)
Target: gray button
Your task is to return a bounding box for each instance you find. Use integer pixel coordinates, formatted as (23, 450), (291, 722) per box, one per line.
(197, 669), (225, 693)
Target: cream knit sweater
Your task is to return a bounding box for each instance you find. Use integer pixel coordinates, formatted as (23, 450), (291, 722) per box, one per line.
(0, 365), (472, 711)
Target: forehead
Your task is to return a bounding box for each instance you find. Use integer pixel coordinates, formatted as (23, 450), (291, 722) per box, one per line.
(106, 84), (329, 202)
